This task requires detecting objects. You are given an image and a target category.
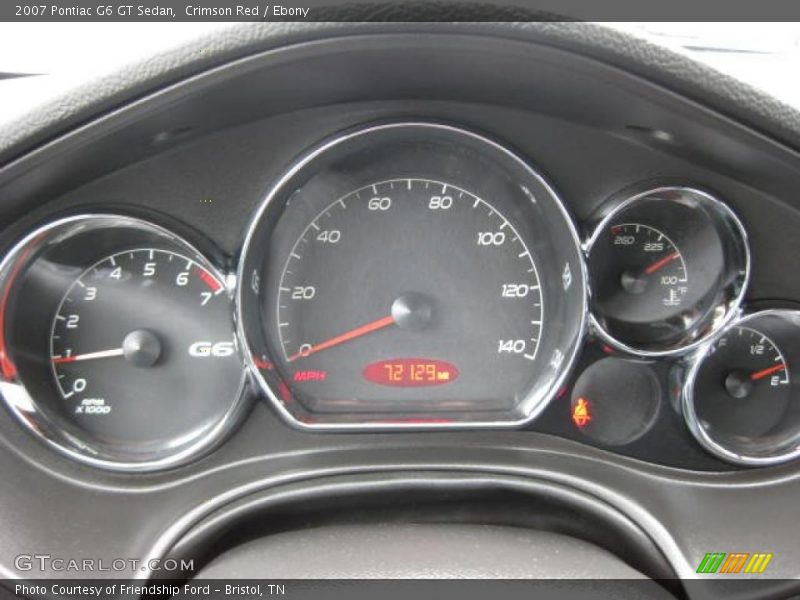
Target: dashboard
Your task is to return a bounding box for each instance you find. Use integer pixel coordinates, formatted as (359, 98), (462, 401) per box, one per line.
(1, 21), (800, 594)
(0, 120), (777, 468)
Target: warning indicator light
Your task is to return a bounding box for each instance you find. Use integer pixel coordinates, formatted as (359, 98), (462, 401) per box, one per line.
(572, 397), (592, 428)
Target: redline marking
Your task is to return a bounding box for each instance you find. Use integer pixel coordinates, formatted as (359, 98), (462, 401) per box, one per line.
(196, 267), (222, 292)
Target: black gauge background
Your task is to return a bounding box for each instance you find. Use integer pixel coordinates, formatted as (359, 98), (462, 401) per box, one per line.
(588, 189), (746, 353)
(239, 123), (586, 427)
(269, 176), (543, 414)
(593, 222), (690, 325)
(4, 218), (245, 464)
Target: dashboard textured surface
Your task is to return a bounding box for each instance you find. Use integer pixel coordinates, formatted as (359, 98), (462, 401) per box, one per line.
(3, 21), (800, 164)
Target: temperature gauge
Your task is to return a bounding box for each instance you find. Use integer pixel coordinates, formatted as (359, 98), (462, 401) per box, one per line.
(606, 223), (689, 311)
(587, 186), (748, 356)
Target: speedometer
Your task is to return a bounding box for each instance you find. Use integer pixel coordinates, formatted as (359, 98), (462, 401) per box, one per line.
(238, 123), (586, 428)
(276, 178), (544, 400)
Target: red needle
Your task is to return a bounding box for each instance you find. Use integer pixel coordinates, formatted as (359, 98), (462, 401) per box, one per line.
(750, 363), (786, 381)
(287, 315), (396, 362)
(644, 251), (680, 275)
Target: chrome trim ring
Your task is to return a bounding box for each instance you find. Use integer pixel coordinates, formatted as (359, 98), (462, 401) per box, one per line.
(236, 121), (589, 431)
(584, 185), (750, 358)
(682, 309), (800, 466)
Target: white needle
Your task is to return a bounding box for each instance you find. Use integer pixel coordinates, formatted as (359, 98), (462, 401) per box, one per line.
(51, 348), (124, 364)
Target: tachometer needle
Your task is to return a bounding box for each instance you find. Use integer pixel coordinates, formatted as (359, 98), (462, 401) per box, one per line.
(750, 363), (786, 381)
(52, 348), (124, 364)
(287, 315), (396, 362)
(643, 251), (680, 275)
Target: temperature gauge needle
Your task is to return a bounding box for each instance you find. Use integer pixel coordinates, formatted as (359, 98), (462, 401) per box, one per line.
(52, 348), (124, 364)
(750, 363), (786, 381)
(643, 251), (681, 275)
(287, 315), (396, 362)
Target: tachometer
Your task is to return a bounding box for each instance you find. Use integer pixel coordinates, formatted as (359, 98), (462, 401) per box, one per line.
(49, 248), (235, 442)
(0, 216), (247, 470)
(238, 123), (587, 429)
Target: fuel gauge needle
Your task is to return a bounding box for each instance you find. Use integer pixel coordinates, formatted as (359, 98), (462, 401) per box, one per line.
(52, 348), (124, 364)
(750, 363), (786, 381)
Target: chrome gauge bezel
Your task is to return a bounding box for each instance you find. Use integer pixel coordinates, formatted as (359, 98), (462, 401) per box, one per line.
(0, 214), (250, 472)
(236, 122), (589, 431)
(682, 309), (800, 466)
(584, 186), (751, 358)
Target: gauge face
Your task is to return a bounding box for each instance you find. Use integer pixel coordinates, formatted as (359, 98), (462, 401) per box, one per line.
(0, 216), (246, 470)
(239, 123), (586, 428)
(273, 178), (543, 410)
(693, 327), (789, 439)
(588, 187), (748, 355)
(683, 310), (800, 465)
(595, 223), (688, 322)
(49, 248), (237, 445)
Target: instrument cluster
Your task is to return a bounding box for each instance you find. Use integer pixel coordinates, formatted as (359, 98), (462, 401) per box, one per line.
(0, 122), (795, 471)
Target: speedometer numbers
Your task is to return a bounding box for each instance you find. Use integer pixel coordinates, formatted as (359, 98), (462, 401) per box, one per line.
(587, 187), (748, 356)
(275, 179), (544, 374)
(238, 123), (586, 429)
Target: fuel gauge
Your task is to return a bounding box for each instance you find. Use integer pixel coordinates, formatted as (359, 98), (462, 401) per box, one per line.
(683, 310), (800, 465)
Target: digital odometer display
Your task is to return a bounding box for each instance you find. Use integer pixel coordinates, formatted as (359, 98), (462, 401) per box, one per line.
(363, 358), (459, 387)
(238, 123), (586, 428)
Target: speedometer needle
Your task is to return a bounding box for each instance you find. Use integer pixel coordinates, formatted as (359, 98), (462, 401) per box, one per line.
(287, 315), (396, 362)
(52, 348), (124, 364)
